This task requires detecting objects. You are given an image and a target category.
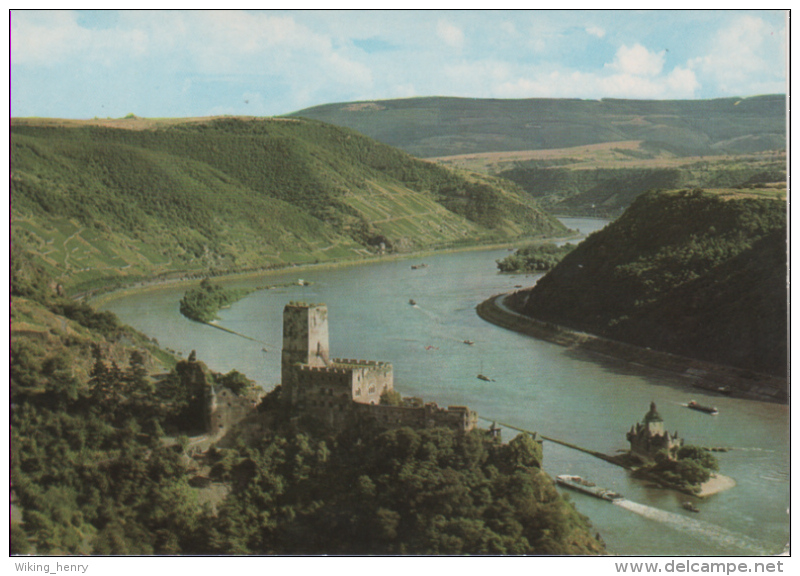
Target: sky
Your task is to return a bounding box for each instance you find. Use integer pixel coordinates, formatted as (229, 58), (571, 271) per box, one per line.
(9, 9), (788, 119)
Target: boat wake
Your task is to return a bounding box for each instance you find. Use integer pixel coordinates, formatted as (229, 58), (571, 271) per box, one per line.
(613, 499), (773, 555)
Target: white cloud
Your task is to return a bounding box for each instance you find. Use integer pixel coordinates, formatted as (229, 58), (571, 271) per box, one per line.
(666, 66), (700, 96)
(689, 14), (785, 94)
(10, 10), (148, 66)
(437, 20), (464, 49)
(585, 25), (605, 39)
(10, 10), (787, 119)
(11, 10), (373, 94)
(606, 43), (665, 77)
(494, 50), (699, 101)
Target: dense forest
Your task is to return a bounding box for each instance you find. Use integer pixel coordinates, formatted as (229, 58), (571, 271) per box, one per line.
(506, 189), (787, 377)
(197, 416), (604, 554)
(497, 242), (576, 273)
(10, 117), (565, 295)
(633, 446), (720, 494)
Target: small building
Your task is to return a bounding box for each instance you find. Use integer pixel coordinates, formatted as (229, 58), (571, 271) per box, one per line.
(626, 401), (683, 461)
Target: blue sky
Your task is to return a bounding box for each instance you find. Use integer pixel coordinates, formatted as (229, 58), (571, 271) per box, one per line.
(10, 9), (788, 119)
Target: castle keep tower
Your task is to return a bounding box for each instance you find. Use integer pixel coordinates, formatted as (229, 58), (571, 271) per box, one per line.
(626, 401), (683, 461)
(281, 302), (331, 405)
(282, 302), (330, 368)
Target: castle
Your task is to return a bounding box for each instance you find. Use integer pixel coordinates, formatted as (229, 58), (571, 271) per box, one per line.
(280, 301), (477, 432)
(626, 401), (683, 460)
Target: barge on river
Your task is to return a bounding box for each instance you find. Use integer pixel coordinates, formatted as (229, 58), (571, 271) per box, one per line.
(556, 475), (623, 502)
(687, 401), (719, 415)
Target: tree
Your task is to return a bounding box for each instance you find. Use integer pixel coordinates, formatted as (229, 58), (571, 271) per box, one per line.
(218, 370), (254, 396)
(380, 389), (402, 406)
(678, 445), (719, 472)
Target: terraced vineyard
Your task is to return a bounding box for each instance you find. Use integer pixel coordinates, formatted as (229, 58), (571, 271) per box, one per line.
(11, 116), (565, 294)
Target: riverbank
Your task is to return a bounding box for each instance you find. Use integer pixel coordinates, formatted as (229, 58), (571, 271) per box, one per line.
(479, 417), (735, 499)
(88, 232), (584, 308)
(476, 293), (788, 404)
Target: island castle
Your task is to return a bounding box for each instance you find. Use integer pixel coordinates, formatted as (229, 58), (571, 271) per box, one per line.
(626, 401), (683, 461)
(280, 302), (477, 432)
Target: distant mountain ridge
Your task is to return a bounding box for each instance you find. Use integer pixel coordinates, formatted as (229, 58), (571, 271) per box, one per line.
(288, 95), (786, 158)
(10, 116), (564, 294)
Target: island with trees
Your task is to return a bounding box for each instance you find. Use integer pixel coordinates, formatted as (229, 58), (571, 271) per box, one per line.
(497, 242), (576, 273)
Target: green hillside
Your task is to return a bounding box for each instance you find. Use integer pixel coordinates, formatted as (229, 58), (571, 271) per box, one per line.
(289, 95), (786, 158)
(494, 154), (786, 217)
(506, 189), (787, 377)
(10, 117), (565, 294)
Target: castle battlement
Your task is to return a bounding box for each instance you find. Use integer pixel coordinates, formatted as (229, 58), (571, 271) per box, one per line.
(298, 365), (349, 375)
(332, 358), (391, 368)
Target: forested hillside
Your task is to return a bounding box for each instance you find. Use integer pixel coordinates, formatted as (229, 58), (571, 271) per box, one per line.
(10, 116), (564, 294)
(10, 254), (603, 554)
(506, 189), (787, 377)
(493, 154), (786, 217)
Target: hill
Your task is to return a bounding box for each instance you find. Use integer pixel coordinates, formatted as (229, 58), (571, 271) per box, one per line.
(10, 116), (565, 294)
(288, 95), (786, 158)
(483, 150), (786, 217)
(289, 96), (786, 217)
(505, 189), (787, 377)
(10, 237), (603, 556)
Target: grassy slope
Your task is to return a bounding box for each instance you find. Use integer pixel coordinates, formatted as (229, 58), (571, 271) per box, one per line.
(289, 95), (786, 158)
(506, 189), (787, 377)
(11, 117), (565, 294)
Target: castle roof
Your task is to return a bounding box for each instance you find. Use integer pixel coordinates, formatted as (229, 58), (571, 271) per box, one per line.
(643, 401), (663, 423)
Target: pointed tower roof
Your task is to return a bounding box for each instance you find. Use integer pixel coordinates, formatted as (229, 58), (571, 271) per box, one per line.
(643, 401), (663, 423)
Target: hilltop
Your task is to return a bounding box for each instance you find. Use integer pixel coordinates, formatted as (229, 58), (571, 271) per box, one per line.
(505, 189), (787, 378)
(10, 116), (565, 295)
(290, 96), (786, 216)
(289, 95), (786, 158)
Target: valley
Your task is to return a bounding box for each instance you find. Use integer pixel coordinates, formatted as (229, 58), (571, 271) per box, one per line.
(9, 97), (788, 557)
(290, 96), (786, 217)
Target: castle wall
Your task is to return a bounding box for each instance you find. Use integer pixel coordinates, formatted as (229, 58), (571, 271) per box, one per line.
(333, 359), (393, 405)
(207, 386), (264, 436)
(353, 402), (477, 433)
(627, 423), (683, 460)
(290, 365), (354, 427)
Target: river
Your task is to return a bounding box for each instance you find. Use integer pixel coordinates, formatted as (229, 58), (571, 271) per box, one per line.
(101, 217), (790, 556)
